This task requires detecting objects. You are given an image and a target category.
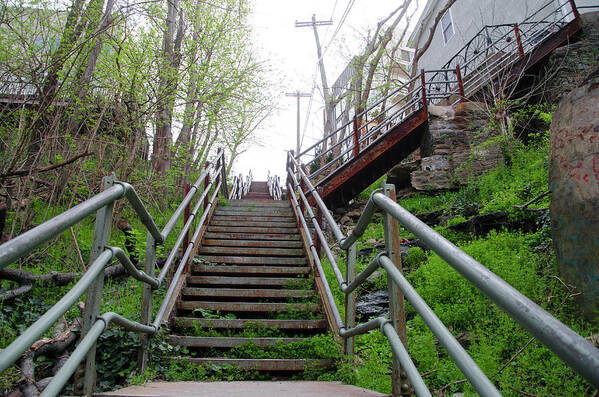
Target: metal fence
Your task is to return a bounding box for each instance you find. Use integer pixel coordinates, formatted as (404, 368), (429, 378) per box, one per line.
(286, 153), (599, 395)
(0, 149), (229, 396)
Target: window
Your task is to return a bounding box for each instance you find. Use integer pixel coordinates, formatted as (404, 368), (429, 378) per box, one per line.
(441, 9), (454, 44)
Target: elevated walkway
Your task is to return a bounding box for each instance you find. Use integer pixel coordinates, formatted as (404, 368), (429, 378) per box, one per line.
(299, 0), (584, 209)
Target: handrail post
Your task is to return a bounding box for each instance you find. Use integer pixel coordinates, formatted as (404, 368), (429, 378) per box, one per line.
(183, 183), (191, 249)
(420, 69), (428, 111)
(568, 0), (580, 19)
(203, 161), (211, 210)
(138, 236), (157, 374)
(344, 241), (357, 356)
(352, 115), (360, 158)
(514, 24), (524, 58)
(382, 182), (410, 396)
(314, 204), (323, 259)
(299, 165), (307, 216)
(218, 148), (229, 198)
(81, 174), (116, 396)
(456, 64), (465, 101)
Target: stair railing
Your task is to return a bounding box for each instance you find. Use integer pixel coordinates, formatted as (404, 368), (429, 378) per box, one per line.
(229, 173), (244, 199)
(243, 169), (253, 196)
(287, 152), (599, 396)
(297, 0), (585, 184)
(267, 171), (283, 200)
(0, 149), (228, 396)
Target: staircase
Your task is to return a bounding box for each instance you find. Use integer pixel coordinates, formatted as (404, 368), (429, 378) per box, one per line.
(167, 191), (332, 373)
(300, 0), (582, 209)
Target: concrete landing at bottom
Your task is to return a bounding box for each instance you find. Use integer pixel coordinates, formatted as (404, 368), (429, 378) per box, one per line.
(95, 381), (389, 397)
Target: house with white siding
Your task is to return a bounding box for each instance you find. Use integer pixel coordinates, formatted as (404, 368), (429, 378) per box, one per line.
(409, 0), (597, 72)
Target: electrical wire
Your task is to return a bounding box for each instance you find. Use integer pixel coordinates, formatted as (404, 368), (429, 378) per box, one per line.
(298, 0), (356, 154)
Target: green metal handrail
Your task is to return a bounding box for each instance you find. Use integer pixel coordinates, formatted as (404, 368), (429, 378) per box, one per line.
(0, 149), (228, 396)
(287, 153), (599, 395)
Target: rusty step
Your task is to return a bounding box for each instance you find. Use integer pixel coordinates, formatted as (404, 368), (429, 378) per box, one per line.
(178, 301), (320, 312)
(193, 264), (311, 275)
(196, 256), (307, 265)
(167, 336), (304, 348)
(212, 215), (294, 222)
(229, 200), (289, 208)
(202, 239), (303, 248)
(207, 226), (298, 234)
(175, 357), (332, 371)
(187, 276), (300, 287)
(203, 232), (300, 241)
(214, 208), (293, 216)
(210, 220), (297, 228)
(175, 317), (327, 330)
(198, 246), (304, 257)
(182, 288), (313, 299)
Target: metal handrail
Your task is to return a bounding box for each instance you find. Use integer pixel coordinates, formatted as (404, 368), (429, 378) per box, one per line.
(267, 171), (283, 200)
(0, 150), (228, 395)
(287, 153), (599, 394)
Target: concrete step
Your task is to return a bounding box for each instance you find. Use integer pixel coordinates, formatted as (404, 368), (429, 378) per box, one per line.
(182, 288), (313, 299)
(203, 232), (300, 241)
(174, 317), (327, 330)
(196, 256), (307, 265)
(193, 264), (311, 276)
(177, 301), (320, 313)
(167, 336), (304, 348)
(202, 239), (303, 248)
(175, 357), (332, 371)
(187, 276), (300, 287)
(198, 246), (304, 257)
(95, 381), (389, 397)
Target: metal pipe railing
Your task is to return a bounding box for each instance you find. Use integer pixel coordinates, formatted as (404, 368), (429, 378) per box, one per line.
(287, 183), (343, 329)
(287, 149), (599, 393)
(41, 312), (156, 397)
(0, 151), (228, 395)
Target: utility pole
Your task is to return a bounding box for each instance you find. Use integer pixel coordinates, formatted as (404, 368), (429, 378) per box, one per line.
(295, 15), (336, 154)
(285, 91), (312, 157)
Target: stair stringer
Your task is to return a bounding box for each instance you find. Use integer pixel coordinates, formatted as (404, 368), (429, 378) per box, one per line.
(164, 200), (219, 327)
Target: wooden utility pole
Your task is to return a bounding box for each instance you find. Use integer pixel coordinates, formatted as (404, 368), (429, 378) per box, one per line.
(295, 15), (335, 152)
(285, 91), (312, 157)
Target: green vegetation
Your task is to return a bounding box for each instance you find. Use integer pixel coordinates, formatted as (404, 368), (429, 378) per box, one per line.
(315, 114), (594, 395)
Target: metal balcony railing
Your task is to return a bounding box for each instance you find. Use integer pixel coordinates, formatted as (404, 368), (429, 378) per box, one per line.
(286, 152), (599, 396)
(298, 0), (592, 184)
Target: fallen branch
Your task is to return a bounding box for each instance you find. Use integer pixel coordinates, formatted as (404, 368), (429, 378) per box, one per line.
(514, 190), (550, 210)
(0, 264), (126, 301)
(436, 378), (466, 396)
(0, 151), (92, 179)
(0, 284), (33, 302)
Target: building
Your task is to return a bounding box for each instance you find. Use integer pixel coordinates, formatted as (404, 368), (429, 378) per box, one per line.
(409, 0), (597, 73)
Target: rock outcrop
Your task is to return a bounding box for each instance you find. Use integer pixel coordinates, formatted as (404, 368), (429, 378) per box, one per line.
(549, 67), (599, 320)
(388, 102), (504, 191)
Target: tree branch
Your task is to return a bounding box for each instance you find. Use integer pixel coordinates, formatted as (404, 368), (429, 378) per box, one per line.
(0, 151), (92, 179)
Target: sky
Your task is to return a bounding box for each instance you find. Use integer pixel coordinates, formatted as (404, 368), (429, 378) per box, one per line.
(233, 0), (421, 181)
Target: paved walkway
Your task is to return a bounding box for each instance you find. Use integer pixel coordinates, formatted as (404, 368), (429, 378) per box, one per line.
(96, 381), (389, 396)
